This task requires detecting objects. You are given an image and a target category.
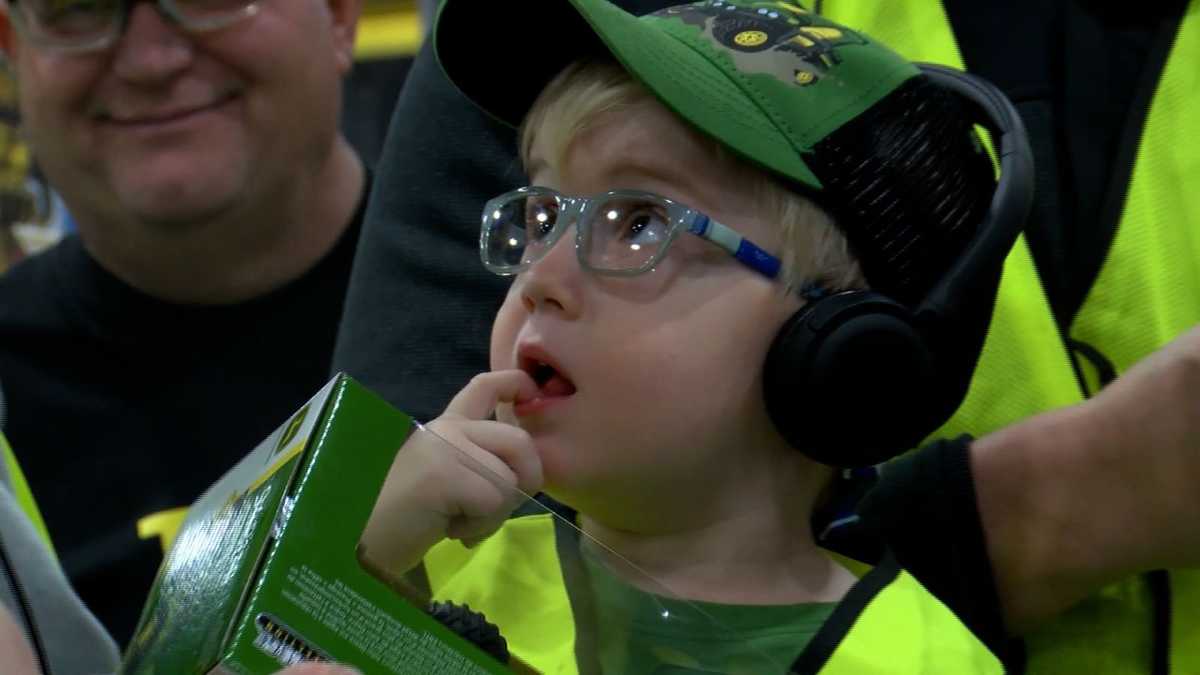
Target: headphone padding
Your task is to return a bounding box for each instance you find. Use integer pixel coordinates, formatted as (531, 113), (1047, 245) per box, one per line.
(765, 293), (937, 467)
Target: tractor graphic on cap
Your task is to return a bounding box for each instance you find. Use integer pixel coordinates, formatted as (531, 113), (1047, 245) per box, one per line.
(657, 0), (869, 86)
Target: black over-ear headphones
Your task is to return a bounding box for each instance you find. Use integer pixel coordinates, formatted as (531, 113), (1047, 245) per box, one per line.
(763, 64), (1035, 468)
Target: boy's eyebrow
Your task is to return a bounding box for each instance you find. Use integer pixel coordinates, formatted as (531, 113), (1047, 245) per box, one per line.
(522, 155), (699, 198)
(606, 158), (704, 200)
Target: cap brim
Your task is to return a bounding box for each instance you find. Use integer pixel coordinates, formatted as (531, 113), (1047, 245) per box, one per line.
(434, 1), (601, 129)
(433, 0), (825, 190)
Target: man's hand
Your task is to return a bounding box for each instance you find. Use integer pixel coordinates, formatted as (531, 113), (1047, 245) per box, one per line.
(973, 323), (1200, 633)
(360, 370), (543, 576)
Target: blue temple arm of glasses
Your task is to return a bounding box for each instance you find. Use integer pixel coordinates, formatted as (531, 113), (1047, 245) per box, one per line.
(688, 214), (782, 280)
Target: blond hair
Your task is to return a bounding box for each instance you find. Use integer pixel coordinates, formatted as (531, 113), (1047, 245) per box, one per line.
(520, 60), (865, 293)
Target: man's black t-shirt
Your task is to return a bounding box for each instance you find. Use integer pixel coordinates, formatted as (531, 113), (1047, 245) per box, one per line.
(0, 196), (364, 646)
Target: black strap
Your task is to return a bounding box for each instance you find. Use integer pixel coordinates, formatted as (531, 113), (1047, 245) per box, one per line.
(789, 554), (902, 674)
(552, 513), (605, 675)
(1147, 570), (1171, 675)
(1066, 337), (1117, 392)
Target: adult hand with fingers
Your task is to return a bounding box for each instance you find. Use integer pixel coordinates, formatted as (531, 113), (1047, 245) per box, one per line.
(359, 370), (544, 577)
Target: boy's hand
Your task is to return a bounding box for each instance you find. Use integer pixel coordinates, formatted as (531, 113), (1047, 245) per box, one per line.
(360, 371), (543, 576)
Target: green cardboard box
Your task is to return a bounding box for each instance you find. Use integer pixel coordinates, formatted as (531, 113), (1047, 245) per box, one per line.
(121, 374), (512, 675)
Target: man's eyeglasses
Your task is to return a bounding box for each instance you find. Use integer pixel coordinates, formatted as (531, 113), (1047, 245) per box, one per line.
(480, 186), (782, 280)
(6, 0), (261, 54)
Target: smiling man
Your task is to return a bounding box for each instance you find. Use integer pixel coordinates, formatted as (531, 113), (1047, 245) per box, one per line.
(0, 0), (366, 644)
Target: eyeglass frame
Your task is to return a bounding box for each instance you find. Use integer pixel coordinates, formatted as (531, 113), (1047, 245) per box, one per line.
(5, 0), (261, 55)
(480, 186), (784, 281)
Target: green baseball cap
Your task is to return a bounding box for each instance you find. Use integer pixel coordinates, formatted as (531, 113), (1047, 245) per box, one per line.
(434, 0), (922, 192)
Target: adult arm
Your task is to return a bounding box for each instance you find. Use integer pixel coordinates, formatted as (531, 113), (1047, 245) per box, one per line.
(972, 323), (1200, 632)
(861, 324), (1200, 643)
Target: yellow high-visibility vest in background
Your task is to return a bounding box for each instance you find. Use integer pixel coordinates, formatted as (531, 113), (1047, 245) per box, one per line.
(818, 2), (1200, 672)
(356, 0), (425, 61)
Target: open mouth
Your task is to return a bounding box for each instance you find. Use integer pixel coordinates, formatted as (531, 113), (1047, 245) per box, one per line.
(514, 347), (577, 418)
(524, 359), (577, 398)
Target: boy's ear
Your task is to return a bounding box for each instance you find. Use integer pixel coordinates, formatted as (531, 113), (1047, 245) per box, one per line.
(325, 0), (365, 75)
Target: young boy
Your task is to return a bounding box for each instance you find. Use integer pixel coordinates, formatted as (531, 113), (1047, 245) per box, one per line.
(361, 1), (1012, 672)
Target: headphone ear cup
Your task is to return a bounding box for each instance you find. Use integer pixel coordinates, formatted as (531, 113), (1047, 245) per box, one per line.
(765, 293), (937, 467)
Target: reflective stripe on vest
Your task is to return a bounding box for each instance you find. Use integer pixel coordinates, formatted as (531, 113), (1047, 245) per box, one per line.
(423, 514), (1001, 675)
(816, 3), (1200, 673)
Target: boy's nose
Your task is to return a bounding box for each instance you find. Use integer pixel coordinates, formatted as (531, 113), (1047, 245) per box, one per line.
(519, 225), (584, 317)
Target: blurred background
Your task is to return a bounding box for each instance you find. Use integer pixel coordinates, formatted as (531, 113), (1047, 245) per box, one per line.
(0, 0), (428, 273)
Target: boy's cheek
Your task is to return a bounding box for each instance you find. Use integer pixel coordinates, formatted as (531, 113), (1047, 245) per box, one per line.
(489, 287), (527, 370)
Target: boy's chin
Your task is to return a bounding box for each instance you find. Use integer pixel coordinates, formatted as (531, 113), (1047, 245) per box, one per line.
(539, 471), (638, 518)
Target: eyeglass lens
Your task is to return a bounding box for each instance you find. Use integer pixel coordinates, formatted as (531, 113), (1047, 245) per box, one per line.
(484, 191), (675, 273)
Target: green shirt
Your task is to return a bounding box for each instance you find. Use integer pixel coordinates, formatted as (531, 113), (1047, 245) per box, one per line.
(585, 556), (836, 674)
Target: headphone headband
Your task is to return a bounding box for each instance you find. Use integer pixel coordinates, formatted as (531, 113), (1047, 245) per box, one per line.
(765, 65), (1034, 468)
(913, 64), (1035, 325)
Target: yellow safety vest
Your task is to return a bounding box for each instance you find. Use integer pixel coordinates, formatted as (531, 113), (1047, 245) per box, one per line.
(422, 513), (1002, 674)
(816, 2), (1200, 673)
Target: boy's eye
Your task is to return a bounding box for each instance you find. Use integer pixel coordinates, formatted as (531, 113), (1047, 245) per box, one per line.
(606, 203), (670, 246)
(524, 198), (558, 240)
